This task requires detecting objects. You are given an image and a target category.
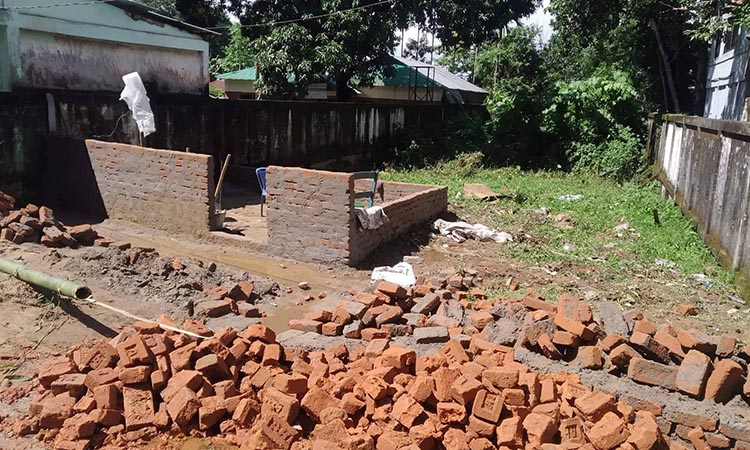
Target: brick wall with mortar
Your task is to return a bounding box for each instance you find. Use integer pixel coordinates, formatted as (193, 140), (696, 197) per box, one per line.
(266, 166), (354, 264)
(84, 139), (215, 235)
(348, 182), (448, 264)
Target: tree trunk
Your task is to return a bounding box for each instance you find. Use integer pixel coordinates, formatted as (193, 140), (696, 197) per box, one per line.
(693, 40), (708, 116)
(336, 73), (352, 102)
(650, 19), (681, 113)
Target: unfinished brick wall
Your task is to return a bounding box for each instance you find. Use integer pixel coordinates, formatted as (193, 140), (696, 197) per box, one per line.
(84, 139), (215, 235)
(266, 166), (354, 264)
(267, 169), (447, 265)
(348, 182), (448, 264)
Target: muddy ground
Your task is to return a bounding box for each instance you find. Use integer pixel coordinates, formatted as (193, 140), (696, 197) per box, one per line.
(0, 203), (747, 449)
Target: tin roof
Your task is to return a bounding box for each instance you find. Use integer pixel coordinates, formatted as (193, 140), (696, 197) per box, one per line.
(387, 55), (488, 94)
(110, 1), (218, 37)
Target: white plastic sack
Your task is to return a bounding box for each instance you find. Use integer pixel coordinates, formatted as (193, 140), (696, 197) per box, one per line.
(434, 219), (513, 244)
(120, 72), (156, 137)
(370, 262), (416, 287)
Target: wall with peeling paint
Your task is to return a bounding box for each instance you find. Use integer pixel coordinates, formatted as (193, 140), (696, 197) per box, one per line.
(0, 0), (209, 94)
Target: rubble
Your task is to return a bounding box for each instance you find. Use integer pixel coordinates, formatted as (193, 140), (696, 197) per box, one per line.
(0, 193), (103, 248)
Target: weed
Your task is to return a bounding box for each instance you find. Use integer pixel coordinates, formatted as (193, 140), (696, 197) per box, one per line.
(384, 166), (736, 294)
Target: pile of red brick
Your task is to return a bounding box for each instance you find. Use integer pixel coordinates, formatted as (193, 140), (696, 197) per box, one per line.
(0, 192), (103, 248)
(194, 280), (263, 319)
(288, 274), (489, 342)
(512, 293), (749, 407)
(12, 317), (726, 450)
(289, 277), (749, 408)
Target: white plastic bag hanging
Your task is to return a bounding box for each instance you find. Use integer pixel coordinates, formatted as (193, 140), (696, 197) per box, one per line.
(120, 72), (156, 137)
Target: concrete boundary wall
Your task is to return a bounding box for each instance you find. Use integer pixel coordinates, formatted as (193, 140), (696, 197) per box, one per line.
(84, 139), (215, 235)
(266, 167), (447, 265)
(656, 115), (750, 286)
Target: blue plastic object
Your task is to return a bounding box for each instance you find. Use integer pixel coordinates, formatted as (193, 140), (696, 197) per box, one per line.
(256, 167), (267, 216)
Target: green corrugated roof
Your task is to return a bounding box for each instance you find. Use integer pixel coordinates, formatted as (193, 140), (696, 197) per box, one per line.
(373, 56), (442, 88)
(216, 67), (258, 81)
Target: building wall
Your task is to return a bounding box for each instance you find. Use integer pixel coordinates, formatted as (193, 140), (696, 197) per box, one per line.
(704, 26), (749, 120)
(266, 167), (447, 266)
(657, 114), (750, 292)
(0, 0), (209, 94)
(84, 139), (215, 235)
(358, 85), (446, 103)
(348, 182), (448, 265)
(266, 166), (354, 264)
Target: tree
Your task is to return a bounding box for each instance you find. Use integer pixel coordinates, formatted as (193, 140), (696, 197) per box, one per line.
(403, 34), (432, 62)
(210, 24), (255, 75)
(226, 0), (539, 100)
(547, 0), (707, 114)
(138, 0), (231, 58)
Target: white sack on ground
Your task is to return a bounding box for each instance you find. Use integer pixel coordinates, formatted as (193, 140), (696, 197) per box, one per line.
(370, 262), (416, 287)
(354, 206), (389, 230)
(434, 219), (513, 243)
(120, 72), (156, 137)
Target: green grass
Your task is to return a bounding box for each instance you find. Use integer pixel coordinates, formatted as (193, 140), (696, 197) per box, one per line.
(383, 158), (735, 292)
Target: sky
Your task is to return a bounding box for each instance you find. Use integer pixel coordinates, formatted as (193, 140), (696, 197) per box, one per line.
(398, 0), (553, 59)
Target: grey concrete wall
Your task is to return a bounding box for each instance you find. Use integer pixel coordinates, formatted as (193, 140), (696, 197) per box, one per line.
(18, 30), (205, 94)
(84, 139), (215, 235)
(657, 114), (750, 290)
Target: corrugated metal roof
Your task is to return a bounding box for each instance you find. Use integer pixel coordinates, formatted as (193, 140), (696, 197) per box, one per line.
(112, 1), (218, 37)
(390, 55), (488, 94)
(216, 67), (259, 81)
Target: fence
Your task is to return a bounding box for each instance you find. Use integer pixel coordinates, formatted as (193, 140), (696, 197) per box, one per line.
(0, 89), (485, 201)
(656, 114), (750, 285)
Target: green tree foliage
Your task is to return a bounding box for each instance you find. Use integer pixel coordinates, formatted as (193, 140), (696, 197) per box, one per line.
(210, 24), (255, 75)
(138, 0), (231, 58)
(226, 0), (539, 100)
(403, 34), (432, 62)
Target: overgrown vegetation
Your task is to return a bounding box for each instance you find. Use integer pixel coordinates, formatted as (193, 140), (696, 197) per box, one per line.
(384, 154), (735, 291)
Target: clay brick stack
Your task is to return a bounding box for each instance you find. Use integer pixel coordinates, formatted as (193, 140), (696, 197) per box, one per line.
(15, 319), (700, 450)
(0, 192), (104, 248)
(513, 292), (749, 407)
(194, 280), (264, 320)
(288, 274), (488, 343)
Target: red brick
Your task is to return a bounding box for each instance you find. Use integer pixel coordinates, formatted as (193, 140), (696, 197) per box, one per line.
(81, 342), (118, 370)
(321, 322), (343, 336)
(451, 374), (482, 405)
(194, 299), (232, 317)
(667, 410), (718, 431)
(409, 374), (434, 403)
(688, 427), (711, 450)
(168, 342), (196, 372)
(678, 304), (698, 316)
(497, 416), (523, 447)
(382, 346), (416, 371)
(600, 333), (626, 352)
(677, 329), (717, 355)
(654, 328), (686, 362)
(437, 402), (467, 424)
(93, 384), (120, 410)
(360, 375), (389, 400)
(227, 280), (254, 302)
(468, 311), (494, 330)
(122, 385), (155, 431)
(354, 292), (383, 307)
(271, 373), (308, 396)
(118, 365), (151, 384)
(261, 387), (300, 424)
(301, 387), (339, 422)
(719, 421), (750, 442)
(232, 396), (260, 426)
(522, 293), (556, 312)
(630, 331), (671, 363)
(610, 343), (641, 370)
(502, 388), (527, 406)
(197, 396), (226, 430)
(560, 417), (587, 445)
(481, 367), (519, 392)
(586, 412), (630, 450)
(575, 391), (615, 422)
(304, 310), (333, 322)
(627, 411), (663, 450)
(675, 350), (712, 397)
(627, 358), (677, 390)
(195, 353), (231, 381)
(39, 393), (76, 429)
(340, 392), (365, 415)
(360, 328), (390, 341)
(705, 359), (744, 403)
(472, 390), (503, 423)
(537, 332), (562, 360)
(717, 335), (737, 358)
(38, 360), (76, 388)
(433, 367), (461, 402)
(240, 324), (276, 343)
(262, 343), (283, 366)
(523, 412), (556, 445)
(161, 370), (203, 403)
(553, 330), (581, 347)
(140, 334), (171, 356)
(364, 338), (390, 358)
(578, 346), (604, 369)
(116, 335), (153, 367)
(555, 313), (595, 340)
(392, 394), (424, 428)
(376, 281), (408, 299)
(91, 408), (122, 427)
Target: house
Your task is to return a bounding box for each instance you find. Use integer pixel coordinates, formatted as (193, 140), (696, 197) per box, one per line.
(212, 55), (488, 104)
(704, 25), (749, 120)
(0, 0), (215, 94)
(210, 67), (336, 100)
(355, 55), (488, 105)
